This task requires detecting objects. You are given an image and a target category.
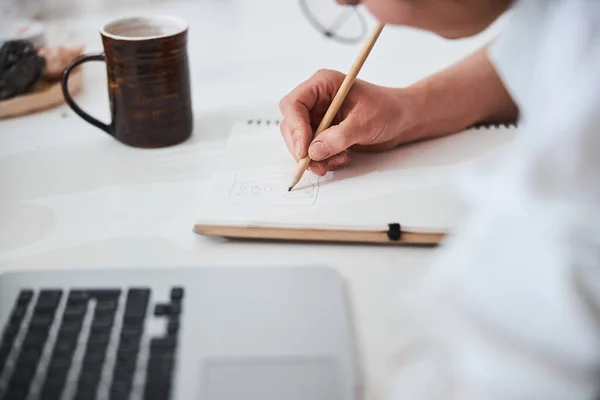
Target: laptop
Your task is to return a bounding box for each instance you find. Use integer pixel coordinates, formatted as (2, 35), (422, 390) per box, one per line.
(0, 266), (357, 400)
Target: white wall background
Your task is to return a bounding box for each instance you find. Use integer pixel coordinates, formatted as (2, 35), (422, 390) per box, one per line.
(1, 0), (180, 20)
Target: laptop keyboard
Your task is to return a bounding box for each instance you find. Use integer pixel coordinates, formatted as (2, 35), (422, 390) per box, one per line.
(0, 287), (183, 400)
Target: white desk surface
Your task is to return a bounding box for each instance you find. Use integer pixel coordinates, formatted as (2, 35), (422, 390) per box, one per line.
(0, 1), (507, 398)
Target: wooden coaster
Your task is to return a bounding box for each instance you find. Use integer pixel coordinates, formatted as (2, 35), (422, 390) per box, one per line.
(0, 70), (83, 120)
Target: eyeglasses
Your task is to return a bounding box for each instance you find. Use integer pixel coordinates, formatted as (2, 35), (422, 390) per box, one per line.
(299, 0), (368, 44)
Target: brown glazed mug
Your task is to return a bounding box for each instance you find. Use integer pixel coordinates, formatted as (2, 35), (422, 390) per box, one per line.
(61, 16), (193, 148)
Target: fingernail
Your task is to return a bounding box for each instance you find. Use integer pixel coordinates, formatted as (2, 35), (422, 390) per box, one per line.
(309, 141), (329, 160)
(308, 166), (320, 176)
(329, 153), (347, 166)
(294, 141), (302, 158)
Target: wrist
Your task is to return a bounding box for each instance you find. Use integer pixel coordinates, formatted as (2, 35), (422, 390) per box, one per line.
(390, 85), (431, 144)
(397, 46), (519, 143)
(406, 76), (485, 141)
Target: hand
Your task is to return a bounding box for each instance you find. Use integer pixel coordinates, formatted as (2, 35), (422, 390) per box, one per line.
(279, 69), (420, 176)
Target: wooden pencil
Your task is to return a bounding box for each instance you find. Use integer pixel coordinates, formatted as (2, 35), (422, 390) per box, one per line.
(288, 21), (385, 191)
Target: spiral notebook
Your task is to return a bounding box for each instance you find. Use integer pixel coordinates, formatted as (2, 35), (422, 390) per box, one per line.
(194, 118), (517, 245)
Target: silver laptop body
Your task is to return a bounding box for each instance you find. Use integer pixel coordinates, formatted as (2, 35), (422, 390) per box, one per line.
(0, 266), (358, 400)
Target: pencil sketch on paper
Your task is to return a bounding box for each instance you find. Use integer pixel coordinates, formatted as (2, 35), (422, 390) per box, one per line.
(228, 172), (319, 206)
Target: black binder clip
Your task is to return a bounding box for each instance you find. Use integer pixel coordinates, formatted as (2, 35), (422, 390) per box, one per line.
(387, 223), (401, 241)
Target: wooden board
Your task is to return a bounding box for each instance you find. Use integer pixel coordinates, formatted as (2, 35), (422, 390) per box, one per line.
(194, 223), (446, 246)
(0, 70), (83, 119)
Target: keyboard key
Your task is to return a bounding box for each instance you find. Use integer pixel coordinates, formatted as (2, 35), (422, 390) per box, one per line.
(0, 290), (33, 362)
(154, 304), (170, 316)
(90, 323), (113, 336)
(9, 312), (66, 400)
(58, 320), (83, 337)
(2, 323), (20, 341)
(7, 357), (40, 399)
(37, 289), (63, 308)
(40, 381), (66, 400)
(170, 287), (184, 301)
(111, 288), (150, 400)
(53, 337), (78, 355)
(0, 343), (12, 371)
(4, 385), (30, 400)
(34, 302), (60, 314)
(116, 350), (136, 366)
(67, 290), (90, 304)
(147, 358), (174, 376)
(19, 346), (43, 364)
(120, 325), (144, 338)
(148, 351), (175, 366)
(47, 354), (73, 371)
(123, 291), (149, 329)
(113, 366), (137, 384)
(123, 317), (146, 328)
(17, 289), (34, 304)
(150, 337), (177, 351)
(88, 337), (112, 353)
(88, 289), (122, 300)
(154, 303), (181, 316)
(144, 331), (177, 400)
(118, 340), (140, 356)
(40, 384), (66, 400)
(116, 345), (137, 359)
(110, 382), (133, 400)
(25, 329), (49, 345)
(83, 349), (107, 366)
(30, 313), (55, 328)
(74, 386), (99, 400)
(80, 368), (103, 382)
(96, 299), (119, 313)
(91, 313), (115, 330)
(63, 304), (87, 321)
(167, 320), (180, 335)
(87, 333), (111, 349)
(111, 365), (137, 398)
(171, 302), (181, 315)
(10, 305), (28, 320)
(11, 360), (38, 379)
(75, 364), (103, 397)
(129, 287), (151, 296)
(143, 381), (173, 400)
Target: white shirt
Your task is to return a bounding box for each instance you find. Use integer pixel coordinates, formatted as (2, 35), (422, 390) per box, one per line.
(392, 1), (600, 399)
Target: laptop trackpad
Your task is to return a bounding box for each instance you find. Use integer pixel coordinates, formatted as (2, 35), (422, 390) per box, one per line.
(205, 357), (341, 400)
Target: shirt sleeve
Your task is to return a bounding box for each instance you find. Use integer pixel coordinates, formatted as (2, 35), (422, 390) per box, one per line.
(392, 2), (600, 399)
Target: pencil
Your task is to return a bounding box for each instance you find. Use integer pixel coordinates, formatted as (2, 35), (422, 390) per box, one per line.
(288, 21), (385, 191)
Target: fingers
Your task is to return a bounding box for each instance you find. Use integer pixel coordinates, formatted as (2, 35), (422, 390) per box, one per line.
(307, 119), (361, 161)
(279, 106), (311, 160)
(279, 80), (319, 160)
(280, 69), (356, 176)
(282, 119), (352, 176)
(280, 119), (298, 161)
(279, 69), (344, 160)
(308, 152), (351, 176)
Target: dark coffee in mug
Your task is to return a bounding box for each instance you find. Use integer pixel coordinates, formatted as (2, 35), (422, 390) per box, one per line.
(62, 16), (193, 148)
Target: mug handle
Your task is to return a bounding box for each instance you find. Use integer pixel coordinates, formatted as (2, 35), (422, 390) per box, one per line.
(61, 53), (112, 135)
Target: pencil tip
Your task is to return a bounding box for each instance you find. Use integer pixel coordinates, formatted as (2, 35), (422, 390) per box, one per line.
(288, 187), (292, 192)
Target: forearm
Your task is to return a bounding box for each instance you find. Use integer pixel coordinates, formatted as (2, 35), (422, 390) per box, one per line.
(406, 44), (518, 141)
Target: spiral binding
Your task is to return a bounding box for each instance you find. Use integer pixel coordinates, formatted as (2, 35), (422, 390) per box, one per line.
(246, 119), (281, 126)
(469, 121), (519, 129)
(246, 119), (518, 129)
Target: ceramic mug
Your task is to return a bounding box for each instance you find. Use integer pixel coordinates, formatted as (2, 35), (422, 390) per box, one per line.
(61, 16), (193, 148)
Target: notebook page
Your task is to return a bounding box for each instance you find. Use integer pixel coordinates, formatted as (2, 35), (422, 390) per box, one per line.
(197, 120), (517, 232)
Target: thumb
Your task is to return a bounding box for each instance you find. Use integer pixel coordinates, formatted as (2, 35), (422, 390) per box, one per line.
(308, 119), (360, 161)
